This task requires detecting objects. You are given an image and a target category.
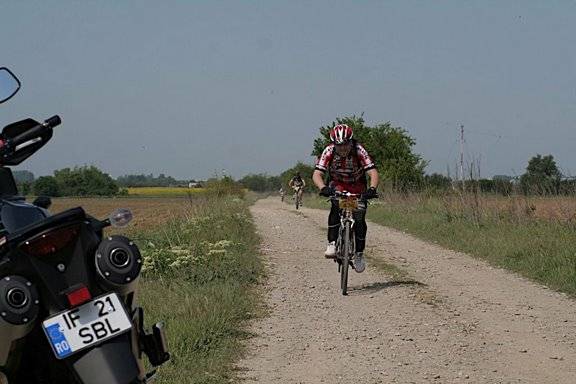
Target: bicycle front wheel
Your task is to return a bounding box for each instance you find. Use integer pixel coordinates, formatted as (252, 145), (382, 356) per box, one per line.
(340, 222), (351, 295)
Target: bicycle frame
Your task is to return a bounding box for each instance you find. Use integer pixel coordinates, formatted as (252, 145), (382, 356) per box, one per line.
(331, 191), (361, 295)
(336, 200), (356, 260)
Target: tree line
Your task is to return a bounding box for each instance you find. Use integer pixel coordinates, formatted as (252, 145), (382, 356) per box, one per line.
(116, 173), (193, 188)
(14, 168), (199, 197)
(10, 114), (574, 197)
(240, 115), (575, 197)
(18, 166), (120, 197)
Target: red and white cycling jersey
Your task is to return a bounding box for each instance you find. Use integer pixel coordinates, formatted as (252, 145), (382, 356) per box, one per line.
(315, 141), (376, 194)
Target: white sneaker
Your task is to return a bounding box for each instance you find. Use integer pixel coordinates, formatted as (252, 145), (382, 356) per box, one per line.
(324, 241), (336, 258)
(354, 252), (366, 273)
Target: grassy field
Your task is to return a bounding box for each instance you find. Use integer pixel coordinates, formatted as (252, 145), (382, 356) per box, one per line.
(126, 187), (206, 197)
(51, 195), (263, 383)
(51, 197), (189, 234)
(302, 192), (576, 296)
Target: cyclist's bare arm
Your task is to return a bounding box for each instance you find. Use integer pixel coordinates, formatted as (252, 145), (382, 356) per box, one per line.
(366, 168), (379, 189)
(313, 169), (326, 189)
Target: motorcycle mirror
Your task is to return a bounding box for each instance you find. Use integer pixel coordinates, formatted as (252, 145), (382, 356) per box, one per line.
(109, 208), (133, 227)
(33, 196), (52, 209)
(0, 67), (21, 104)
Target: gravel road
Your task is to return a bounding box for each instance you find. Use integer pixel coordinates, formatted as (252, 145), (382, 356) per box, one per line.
(238, 197), (576, 383)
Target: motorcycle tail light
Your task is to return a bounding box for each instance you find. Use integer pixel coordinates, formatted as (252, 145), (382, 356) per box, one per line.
(20, 224), (80, 257)
(66, 285), (92, 307)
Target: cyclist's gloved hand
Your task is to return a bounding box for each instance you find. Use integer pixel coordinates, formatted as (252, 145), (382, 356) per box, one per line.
(319, 186), (334, 197)
(362, 187), (378, 200)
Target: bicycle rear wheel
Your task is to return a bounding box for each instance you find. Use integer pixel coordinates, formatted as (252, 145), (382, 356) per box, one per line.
(295, 191), (302, 209)
(340, 222), (351, 295)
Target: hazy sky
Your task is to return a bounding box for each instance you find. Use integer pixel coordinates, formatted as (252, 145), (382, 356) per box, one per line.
(1, 1), (575, 179)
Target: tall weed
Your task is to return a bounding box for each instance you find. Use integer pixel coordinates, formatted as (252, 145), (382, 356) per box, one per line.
(137, 195), (262, 383)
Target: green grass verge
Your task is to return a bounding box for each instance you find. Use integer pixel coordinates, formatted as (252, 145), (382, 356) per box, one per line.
(367, 199), (576, 296)
(135, 195), (263, 383)
(304, 194), (576, 296)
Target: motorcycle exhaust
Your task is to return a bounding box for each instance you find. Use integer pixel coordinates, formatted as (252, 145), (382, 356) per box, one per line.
(0, 275), (39, 366)
(95, 236), (142, 297)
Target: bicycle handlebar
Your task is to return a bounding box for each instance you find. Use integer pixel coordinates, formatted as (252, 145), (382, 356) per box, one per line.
(333, 191), (361, 197)
(326, 190), (378, 202)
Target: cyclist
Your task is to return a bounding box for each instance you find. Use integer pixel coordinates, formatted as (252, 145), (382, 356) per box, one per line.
(279, 186), (285, 202)
(289, 172), (306, 202)
(312, 124), (379, 273)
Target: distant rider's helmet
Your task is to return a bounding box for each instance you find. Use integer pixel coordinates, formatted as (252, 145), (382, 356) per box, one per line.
(329, 124), (353, 145)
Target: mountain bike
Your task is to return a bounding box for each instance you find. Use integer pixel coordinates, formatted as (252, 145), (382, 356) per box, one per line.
(294, 187), (303, 209)
(329, 191), (376, 295)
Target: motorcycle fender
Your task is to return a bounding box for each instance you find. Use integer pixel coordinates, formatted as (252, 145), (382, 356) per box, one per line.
(72, 334), (144, 384)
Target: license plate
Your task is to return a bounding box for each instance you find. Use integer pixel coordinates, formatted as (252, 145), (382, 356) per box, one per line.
(42, 293), (132, 359)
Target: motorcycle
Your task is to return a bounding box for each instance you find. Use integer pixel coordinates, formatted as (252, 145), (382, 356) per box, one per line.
(0, 68), (169, 383)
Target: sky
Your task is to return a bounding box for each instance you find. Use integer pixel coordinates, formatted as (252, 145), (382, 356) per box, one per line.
(1, 1), (575, 180)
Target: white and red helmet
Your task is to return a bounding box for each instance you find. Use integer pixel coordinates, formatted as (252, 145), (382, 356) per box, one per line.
(329, 124), (353, 144)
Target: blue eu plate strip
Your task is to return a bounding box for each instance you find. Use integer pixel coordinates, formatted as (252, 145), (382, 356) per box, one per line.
(45, 323), (73, 359)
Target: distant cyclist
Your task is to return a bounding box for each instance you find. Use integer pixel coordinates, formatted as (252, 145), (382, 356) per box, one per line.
(279, 186), (285, 202)
(312, 124), (379, 273)
(289, 172), (306, 202)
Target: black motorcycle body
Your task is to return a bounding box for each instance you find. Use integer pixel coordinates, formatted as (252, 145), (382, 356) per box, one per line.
(0, 75), (169, 383)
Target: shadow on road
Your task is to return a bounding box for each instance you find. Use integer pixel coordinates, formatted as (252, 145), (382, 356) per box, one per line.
(348, 279), (425, 295)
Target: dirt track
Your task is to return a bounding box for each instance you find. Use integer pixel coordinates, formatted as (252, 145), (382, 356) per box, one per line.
(238, 197), (576, 383)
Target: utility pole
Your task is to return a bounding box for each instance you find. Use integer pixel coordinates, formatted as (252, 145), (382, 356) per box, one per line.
(460, 124), (465, 189)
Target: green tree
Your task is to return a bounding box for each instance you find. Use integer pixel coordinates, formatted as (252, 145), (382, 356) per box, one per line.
(313, 115), (426, 191)
(492, 176), (514, 196)
(54, 166), (119, 196)
(520, 154), (561, 195)
(239, 174), (282, 192)
(19, 182), (32, 196)
(33, 176), (60, 197)
(117, 173), (186, 187)
(205, 175), (245, 197)
(424, 173), (451, 190)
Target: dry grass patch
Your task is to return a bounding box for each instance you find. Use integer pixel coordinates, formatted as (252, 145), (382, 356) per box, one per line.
(127, 187), (207, 197)
(50, 197), (188, 233)
(368, 192), (576, 296)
